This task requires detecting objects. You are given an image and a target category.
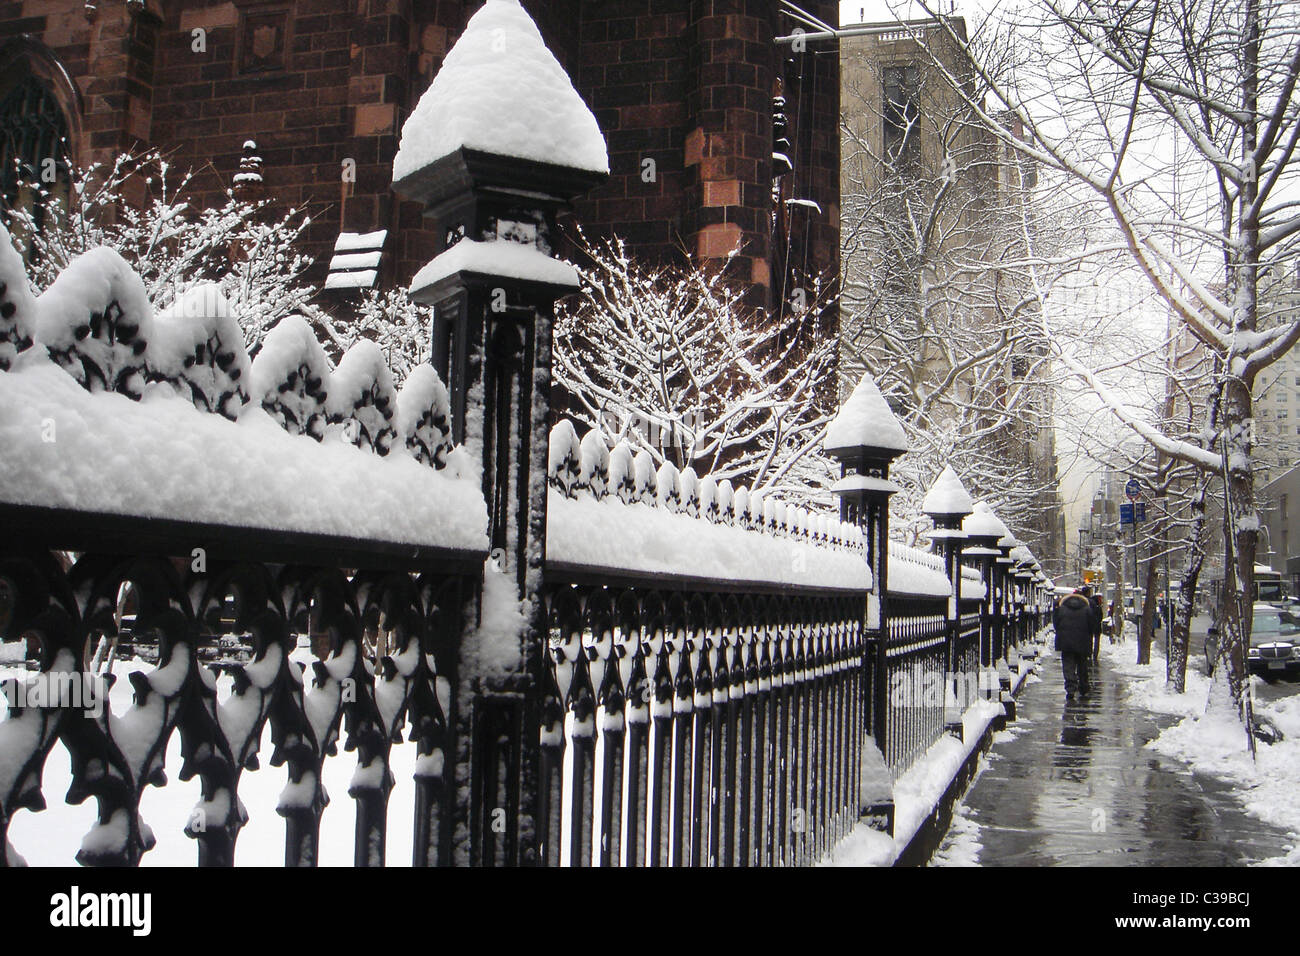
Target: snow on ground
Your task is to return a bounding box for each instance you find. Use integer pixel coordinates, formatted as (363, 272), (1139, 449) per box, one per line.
(1, 648), (424, 867)
(820, 697), (1006, 867)
(0, 354), (488, 552)
(928, 811), (982, 866)
(1101, 637), (1300, 866)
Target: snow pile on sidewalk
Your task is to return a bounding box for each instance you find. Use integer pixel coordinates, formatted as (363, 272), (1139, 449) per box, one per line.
(1147, 694), (1300, 865)
(820, 698), (1005, 867)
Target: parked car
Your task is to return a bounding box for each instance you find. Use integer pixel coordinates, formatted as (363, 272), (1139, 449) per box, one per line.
(1247, 602), (1300, 679)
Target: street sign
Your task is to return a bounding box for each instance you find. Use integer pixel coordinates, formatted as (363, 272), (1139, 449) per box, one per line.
(1135, 502), (1146, 522)
(1125, 478), (1140, 501)
(1120, 503), (1134, 524)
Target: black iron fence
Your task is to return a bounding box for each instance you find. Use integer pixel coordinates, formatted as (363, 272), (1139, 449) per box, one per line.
(0, 148), (1052, 867)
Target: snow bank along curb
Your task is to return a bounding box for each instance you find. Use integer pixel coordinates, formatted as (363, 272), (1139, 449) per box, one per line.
(0, 229), (488, 553)
(1100, 639), (1300, 865)
(822, 631), (1048, 867)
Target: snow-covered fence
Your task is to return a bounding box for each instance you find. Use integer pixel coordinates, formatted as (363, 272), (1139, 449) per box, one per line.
(0, 232), (487, 868)
(539, 422), (872, 865)
(0, 0), (1057, 867)
(875, 541), (994, 773)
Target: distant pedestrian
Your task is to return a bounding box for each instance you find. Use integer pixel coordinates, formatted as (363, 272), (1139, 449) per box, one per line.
(1053, 588), (1094, 701)
(1088, 591), (1104, 659)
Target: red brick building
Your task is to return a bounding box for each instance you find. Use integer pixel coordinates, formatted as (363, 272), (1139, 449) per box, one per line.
(0, 0), (839, 315)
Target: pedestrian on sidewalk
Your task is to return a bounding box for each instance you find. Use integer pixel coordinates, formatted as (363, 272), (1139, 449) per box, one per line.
(1053, 588), (1094, 700)
(1082, 586), (1104, 661)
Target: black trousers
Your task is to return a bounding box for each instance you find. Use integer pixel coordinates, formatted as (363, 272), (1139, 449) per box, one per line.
(1062, 651), (1090, 696)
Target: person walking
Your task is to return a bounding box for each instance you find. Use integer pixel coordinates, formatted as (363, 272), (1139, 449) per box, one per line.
(1088, 590), (1104, 660)
(1053, 588), (1094, 701)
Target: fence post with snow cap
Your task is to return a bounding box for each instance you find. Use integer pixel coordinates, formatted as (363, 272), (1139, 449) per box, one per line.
(823, 372), (908, 764)
(390, 0), (609, 867)
(961, 503), (1004, 698)
(922, 466), (975, 735)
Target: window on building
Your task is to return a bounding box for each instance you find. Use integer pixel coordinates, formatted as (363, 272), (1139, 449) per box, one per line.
(1283, 494), (1289, 519)
(882, 65), (919, 161)
(0, 74), (72, 248)
(1280, 409), (1289, 419)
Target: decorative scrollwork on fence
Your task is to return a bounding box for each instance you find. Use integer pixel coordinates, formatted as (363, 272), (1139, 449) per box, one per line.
(0, 549), (466, 868)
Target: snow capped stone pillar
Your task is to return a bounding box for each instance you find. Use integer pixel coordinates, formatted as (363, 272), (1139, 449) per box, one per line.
(390, 0), (607, 867)
(825, 371), (908, 756)
(922, 465), (974, 727)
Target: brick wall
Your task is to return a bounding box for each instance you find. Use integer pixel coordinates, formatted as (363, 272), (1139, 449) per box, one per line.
(4, 0), (839, 320)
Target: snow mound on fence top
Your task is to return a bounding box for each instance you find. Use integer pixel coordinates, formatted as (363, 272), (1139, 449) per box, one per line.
(963, 501), (1009, 540)
(410, 239), (580, 292)
(825, 371), (909, 453)
(0, 356), (487, 552)
(887, 540), (950, 597)
(546, 491), (871, 591)
(0, 222), (37, 371)
(392, 0), (608, 181)
(921, 465), (973, 517)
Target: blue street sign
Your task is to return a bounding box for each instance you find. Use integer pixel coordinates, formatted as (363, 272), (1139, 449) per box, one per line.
(1136, 502), (1146, 522)
(1125, 478), (1140, 500)
(1120, 503), (1134, 525)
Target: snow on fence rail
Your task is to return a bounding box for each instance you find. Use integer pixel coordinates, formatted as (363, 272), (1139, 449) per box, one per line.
(0, 235), (486, 552)
(886, 540), (987, 601)
(545, 421), (870, 590)
(541, 423), (874, 866)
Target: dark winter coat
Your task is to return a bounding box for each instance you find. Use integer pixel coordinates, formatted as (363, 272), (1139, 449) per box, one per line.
(1053, 594), (1095, 655)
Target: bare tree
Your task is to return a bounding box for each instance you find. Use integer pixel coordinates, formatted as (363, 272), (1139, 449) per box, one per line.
(839, 24), (1065, 563)
(915, 0), (1300, 738)
(553, 229), (839, 501)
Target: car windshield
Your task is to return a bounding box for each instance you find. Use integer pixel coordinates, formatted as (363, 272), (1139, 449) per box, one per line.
(1251, 607), (1300, 644)
(1258, 579), (1285, 603)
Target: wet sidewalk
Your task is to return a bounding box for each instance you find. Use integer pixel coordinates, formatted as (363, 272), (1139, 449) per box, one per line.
(935, 646), (1294, 866)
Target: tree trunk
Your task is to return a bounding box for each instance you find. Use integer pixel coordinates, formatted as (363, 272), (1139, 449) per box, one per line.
(1168, 480), (1210, 693)
(1138, 550), (1160, 665)
(1206, 0), (1261, 755)
(1108, 543), (1126, 642)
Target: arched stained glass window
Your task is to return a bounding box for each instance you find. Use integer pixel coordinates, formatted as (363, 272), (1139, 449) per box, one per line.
(0, 74), (72, 245)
